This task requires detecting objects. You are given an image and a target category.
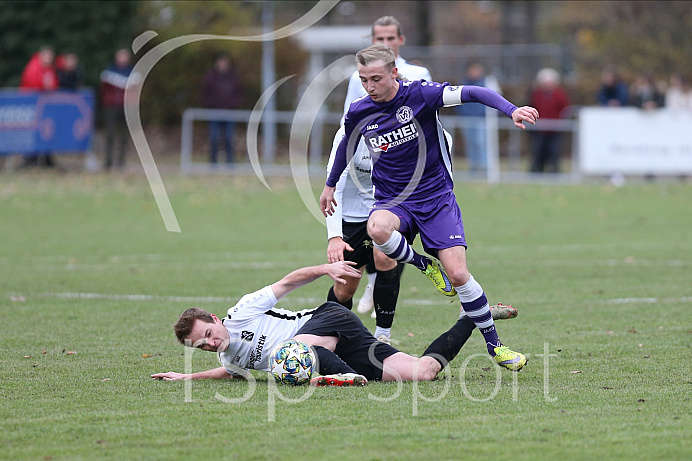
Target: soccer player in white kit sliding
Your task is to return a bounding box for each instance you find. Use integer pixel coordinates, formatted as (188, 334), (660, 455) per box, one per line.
(152, 261), (491, 386)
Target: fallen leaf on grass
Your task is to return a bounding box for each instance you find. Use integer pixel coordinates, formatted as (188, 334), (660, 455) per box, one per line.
(65, 351), (76, 355)
(606, 330), (614, 335)
(101, 378), (111, 382)
(637, 398), (646, 402)
(482, 367), (491, 372)
(407, 333), (414, 337)
(142, 354), (153, 358)
(570, 370), (582, 374)
(23, 355), (32, 358)
(10, 296), (26, 302)
(628, 328), (638, 333)
(643, 355), (650, 358)
(602, 386), (612, 389)
(637, 344), (643, 347)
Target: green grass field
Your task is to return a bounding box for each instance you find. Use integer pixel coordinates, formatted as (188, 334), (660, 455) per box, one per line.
(0, 171), (690, 460)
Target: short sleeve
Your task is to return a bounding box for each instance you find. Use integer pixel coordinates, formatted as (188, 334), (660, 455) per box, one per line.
(417, 81), (449, 110)
(226, 286), (278, 321)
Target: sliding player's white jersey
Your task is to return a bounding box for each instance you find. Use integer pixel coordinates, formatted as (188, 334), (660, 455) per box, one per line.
(217, 286), (318, 374)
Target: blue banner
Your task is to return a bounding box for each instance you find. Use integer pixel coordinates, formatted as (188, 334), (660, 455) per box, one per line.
(0, 88), (95, 155)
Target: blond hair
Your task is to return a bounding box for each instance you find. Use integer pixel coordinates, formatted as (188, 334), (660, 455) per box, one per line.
(355, 43), (396, 72)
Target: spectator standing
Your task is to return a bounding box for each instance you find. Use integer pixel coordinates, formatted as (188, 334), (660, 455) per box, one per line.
(100, 48), (139, 170)
(201, 53), (242, 164)
(629, 73), (665, 110)
(56, 52), (84, 91)
(454, 62), (489, 173)
(20, 46), (58, 91)
(665, 73), (692, 111)
(19, 46), (58, 168)
(597, 67), (629, 107)
(528, 68), (571, 173)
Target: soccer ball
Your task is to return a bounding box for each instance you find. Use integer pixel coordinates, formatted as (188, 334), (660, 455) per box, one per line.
(269, 339), (315, 385)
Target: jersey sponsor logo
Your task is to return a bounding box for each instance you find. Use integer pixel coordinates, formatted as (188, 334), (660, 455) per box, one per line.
(355, 165), (371, 174)
(396, 105), (414, 124)
(449, 234), (463, 239)
(247, 334), (267, 369)
(447, 85), (460, 92)
(240, 330), (254, 342)
(366, 123), (378, 130)
(367, 122), (418, 153)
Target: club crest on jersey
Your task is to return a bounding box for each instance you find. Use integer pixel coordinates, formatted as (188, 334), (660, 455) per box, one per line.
(396, 105), (413, 124)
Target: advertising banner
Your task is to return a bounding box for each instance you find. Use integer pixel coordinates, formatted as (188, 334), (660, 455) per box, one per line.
(579, 107), (692, 175)
(0, 89), (94, 155)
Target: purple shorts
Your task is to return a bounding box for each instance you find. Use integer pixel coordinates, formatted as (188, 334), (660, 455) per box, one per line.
(371, 191), (467, 257)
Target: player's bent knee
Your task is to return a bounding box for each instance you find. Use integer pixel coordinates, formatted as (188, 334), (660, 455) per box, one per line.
(334, 282), (357, 301)
(366, 220), (388, 244)
(445, 267), (471, 287)
(373, 250), (397, 271)
(367, 212), (397, 244)
(417, 357), (442, 381)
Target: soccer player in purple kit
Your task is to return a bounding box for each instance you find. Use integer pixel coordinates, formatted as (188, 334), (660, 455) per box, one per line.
(319, 44), (539, 371)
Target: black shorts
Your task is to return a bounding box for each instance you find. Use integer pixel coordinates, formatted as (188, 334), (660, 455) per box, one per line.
(341, 220), (375, 273)
(295, 302), (399, 381)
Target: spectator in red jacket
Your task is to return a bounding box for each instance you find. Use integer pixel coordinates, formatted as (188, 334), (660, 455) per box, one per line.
(19, 46), (59, 168)
(20, 46), (58, 91)
(528, 68), (571, 173)
(201, 53), (243, 164)
(100, 48), (140, 170)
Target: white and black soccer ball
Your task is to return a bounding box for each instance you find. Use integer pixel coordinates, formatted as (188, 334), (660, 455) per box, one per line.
(269, 339), (315, 385)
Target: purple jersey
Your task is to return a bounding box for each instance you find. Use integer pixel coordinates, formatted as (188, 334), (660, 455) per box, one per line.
(326, 80), (517, 203)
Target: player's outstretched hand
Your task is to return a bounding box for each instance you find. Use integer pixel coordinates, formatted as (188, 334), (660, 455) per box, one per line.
(327, 237), (354, 263)
(151, 372), (189, 381)
(512, 106), (539, 129)
(319, 185), (337, 217)
(325, 261), (361, 285)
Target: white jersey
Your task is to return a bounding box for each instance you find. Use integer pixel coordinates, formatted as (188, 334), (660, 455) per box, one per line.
(217, 286), (319, 374)
(343, 56), (433, 115)
(325, 125), (374, 240)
